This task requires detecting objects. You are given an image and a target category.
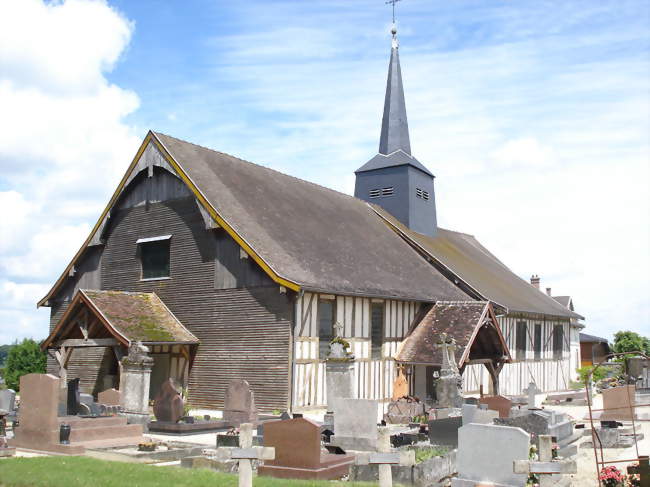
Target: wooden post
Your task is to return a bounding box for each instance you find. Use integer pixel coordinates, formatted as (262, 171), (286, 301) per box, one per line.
(627, 456), (649, 487)
(355, 426), (415, 487)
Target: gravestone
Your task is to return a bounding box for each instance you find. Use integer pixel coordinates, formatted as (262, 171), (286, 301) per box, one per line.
(79, 393), (101, 416)
(354, 426), (416, 487)
(523, 382), (543, 409)
(479, 395), (512, 418)
(428, 416), (463, 448)
(67, 378), (81, 415)
(330, 398), (379, 451)
(435, 334), (463, 409)
(462, 404), (499, 426)
(384, 397), (426, 424)
(514, 434), (576, 487)
(153, 378), (184, 423)
(98, 388), (122, 406)
(121, 341), (154, 428)
(601, 385), (636, 421)
(258, 417), (354, 479)
(11, 374), (61, 447)
(223, 379), (258, 426)
(0, 389), (15, 413)
(214, 423), (274, 487)
(452, 423), (530, 487)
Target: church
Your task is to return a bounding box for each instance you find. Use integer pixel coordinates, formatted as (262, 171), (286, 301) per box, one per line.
(39, 24), (583, 412)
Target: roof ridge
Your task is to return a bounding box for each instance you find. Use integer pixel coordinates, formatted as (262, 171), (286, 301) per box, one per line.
(153, 131), (362, 204)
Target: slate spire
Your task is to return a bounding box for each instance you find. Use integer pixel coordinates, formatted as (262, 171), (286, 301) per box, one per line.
(379, 25), (411, 156)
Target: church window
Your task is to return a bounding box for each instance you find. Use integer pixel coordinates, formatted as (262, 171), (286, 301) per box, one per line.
(371, 302), (384, 359)
(515, 321), (527, 359)
(381, 187), (394, 196)
(533, 323), (542, 359)
(318, 298), (336, 359)
(138, 236), (171, 280)
(552, 325), (564, 359)
(369, 189), (381, 198)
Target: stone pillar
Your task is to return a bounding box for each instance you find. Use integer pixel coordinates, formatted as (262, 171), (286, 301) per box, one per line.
(120, 342), (153, 430)
(324, 322), (355, 425)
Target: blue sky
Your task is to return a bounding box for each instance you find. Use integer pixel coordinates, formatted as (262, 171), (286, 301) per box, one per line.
(0, 0), (648, 344)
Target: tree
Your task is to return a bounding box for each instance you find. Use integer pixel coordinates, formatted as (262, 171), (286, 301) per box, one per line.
(4, 339), (47, 391)
(612, 331), (650, 356)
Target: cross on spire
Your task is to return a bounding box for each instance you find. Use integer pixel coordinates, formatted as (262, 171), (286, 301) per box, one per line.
(385, 0), (402, 24)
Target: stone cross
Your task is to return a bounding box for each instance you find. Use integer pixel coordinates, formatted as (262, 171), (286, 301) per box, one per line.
(439, 334), (458, 375)
(513, 435), (576, 487)
(524, 382), (541, 409)
(355, 426), (415, 487)
(214, 422), (275, 487)
(627, 455), (649, 487)
(333, 321), (344, 338)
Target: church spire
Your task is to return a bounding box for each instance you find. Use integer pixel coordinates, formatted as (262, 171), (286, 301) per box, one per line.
(379, 24), (411, 156)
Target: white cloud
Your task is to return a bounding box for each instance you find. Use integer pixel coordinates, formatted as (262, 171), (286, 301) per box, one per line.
(0, 0), (140, 342)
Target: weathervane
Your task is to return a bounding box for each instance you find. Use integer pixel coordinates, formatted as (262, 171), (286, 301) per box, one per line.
(385, 0), (402, 24)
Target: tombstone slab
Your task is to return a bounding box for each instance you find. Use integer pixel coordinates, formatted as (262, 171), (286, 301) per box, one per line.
(223, 379), (258, 426)
(330, 398), (379, 451)
(428, 416), (463, 448)
(153, 378), (184, 423)
(462, 404), (499, 426)
(601, 385), (636, 421)
(0, 389), (16, 413)
(384, 397), (426, 424)
(258, 417), (354, 480)
(98, 388), (122, 406)
(479, 395), (512, 418)
(452, 423), (530, 487)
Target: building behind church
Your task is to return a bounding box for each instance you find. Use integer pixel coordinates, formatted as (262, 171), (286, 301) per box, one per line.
(39, 24), (584, 412)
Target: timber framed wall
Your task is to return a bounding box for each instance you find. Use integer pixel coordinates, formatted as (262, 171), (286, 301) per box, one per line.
(292, 291), (419, 409)
(463, 313), (573, 395)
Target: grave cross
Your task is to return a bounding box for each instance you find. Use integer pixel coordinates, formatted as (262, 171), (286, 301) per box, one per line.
(524, 382), (542, 409)
(513, 435), (576, 487)
(627, 455), (649, 487)
(214, 422), (275, 487)
(355, 426), (415, 487)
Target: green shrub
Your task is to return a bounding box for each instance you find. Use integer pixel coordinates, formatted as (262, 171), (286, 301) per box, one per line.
(576, 365), (608, 385)
(3, 339), (46, 391)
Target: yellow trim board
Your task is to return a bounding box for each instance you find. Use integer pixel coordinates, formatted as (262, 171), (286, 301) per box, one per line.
(38, 131), (299, 307)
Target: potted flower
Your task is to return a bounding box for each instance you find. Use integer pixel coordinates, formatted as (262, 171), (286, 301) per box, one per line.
(598, 466), (625, 487)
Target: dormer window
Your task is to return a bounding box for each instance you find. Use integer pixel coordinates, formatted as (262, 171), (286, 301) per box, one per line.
(137, 235), (171, 280)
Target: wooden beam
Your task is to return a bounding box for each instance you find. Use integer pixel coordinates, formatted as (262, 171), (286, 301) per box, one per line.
(55, 338), (119, 348)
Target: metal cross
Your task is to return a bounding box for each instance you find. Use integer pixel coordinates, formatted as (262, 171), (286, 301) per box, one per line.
(385, 0), (402, 24)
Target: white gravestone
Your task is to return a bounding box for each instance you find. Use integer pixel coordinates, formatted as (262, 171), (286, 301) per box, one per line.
(452, 423), (530, 487)
(514, 434), (576, 487)
(330, 398), (379, 451)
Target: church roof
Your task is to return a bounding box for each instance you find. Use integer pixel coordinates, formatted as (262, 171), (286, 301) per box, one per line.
(395, 301), (511, 366)
(38, 131), (469, 306)
(373, 206), (584, 319)
(153, 132), (467, 302)
(355, 150), (434, 177)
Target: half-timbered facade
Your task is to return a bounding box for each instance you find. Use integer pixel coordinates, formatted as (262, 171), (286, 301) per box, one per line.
(40, 24), (583, 412)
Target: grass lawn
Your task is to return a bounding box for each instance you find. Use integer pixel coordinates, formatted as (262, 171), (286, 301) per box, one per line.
(0, 456), (377, 487)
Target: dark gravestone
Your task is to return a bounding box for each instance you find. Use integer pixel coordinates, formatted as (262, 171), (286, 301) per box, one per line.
(494, 413), (549, 437)
(67, 378), (80, 415)
(153, 378), (184, 423)
(258, 417), (355, 480)
(280, 411), (291, 420)
(428, 416), (463, 448)
(223, 379), (258, 426)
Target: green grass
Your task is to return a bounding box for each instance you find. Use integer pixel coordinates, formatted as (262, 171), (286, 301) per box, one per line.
(0, 457), (377, 487)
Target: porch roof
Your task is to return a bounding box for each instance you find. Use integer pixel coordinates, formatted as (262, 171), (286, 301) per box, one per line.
(42, 289), (199, 349)
(395, 301), (511, 367)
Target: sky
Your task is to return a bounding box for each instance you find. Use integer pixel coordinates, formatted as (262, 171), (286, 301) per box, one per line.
(0, 0), (648, 345)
